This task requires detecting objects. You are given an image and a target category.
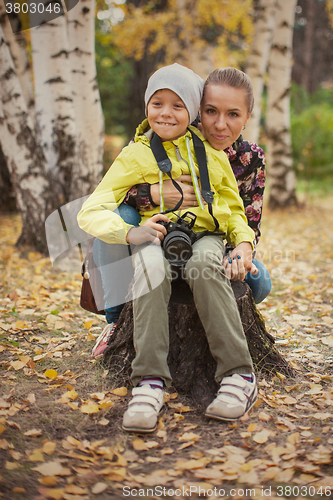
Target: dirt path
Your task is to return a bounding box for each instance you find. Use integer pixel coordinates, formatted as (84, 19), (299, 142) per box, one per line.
(0, 198), (333, 500)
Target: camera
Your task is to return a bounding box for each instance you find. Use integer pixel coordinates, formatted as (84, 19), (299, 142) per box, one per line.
(157, 211), (198, 267)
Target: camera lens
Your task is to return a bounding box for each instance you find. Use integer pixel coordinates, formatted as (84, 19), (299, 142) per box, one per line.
(163, 231), (193, 266)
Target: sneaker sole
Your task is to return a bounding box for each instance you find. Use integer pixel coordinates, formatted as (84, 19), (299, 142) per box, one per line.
(122, 406), (165, 433)
(205, 390), (258, 422)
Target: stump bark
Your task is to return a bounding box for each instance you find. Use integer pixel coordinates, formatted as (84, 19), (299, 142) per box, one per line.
(103, 280), (295, 407)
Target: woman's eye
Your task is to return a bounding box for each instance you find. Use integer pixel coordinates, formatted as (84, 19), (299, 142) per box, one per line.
(206, 109), (216, 115)
(230, 112), (239, 117)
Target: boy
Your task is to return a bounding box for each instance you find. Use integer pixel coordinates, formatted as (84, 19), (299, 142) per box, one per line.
(78, 64), (258, 433)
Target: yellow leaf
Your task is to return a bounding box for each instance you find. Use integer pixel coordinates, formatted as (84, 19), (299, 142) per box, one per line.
(287, 432), (300, 445)
(110, 387), (127, 396)
(64, 484), (87, 494)
(6, 461), (19, 470)
(84, 321), (93, 329)
(247, 423), (257, 432)
(14, 320), (27, 329)
(258, 412), (271, 422)
(176, 458), (210, 470)
(24, 429), (42, 437)
(99, 401), (113, 409)
(99, 418), (109, 426)
(42, 442), (57, 455)
(0, 424), (6, 435)
(37, 488), (64, 500)
(252, 429), (271, 444)
(132, 439), (149, 451)
(12, 487), (26, 493)
(45, 369), (58, 380)
(33, 461), (64, 476)
(29, 451), (44, 462)
(91, 482), (108, 494)
(276, 372), (286, 381)
(10, 360), (26, 370)
(178, 432), (200, 442)
(38, 476), (58, 486)
(80, 402), (99, 414)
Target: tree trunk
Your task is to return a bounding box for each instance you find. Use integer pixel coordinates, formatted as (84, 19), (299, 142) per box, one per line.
(266, 0), (298, 209)
(244, 0), (278, 144)
(0, 145), (17, 212)
(30, 7), (79, 204)
(103, 281), (294, 407)
(301, 0), (316, 93)
(0, 25), (52, 251)
(67, 0), (104, 193)
(0, 1), (35, 114)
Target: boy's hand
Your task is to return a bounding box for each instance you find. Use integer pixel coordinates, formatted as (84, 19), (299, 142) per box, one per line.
(223, 242), (258, 281)
(150, 175), (203, 209)
(126, 214), (170, 246)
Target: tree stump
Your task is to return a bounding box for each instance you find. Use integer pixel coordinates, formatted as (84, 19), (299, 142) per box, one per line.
(103, 280), (295, 407)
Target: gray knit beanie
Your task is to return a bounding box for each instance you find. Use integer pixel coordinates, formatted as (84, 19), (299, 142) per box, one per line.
(144, 63), (204, 124)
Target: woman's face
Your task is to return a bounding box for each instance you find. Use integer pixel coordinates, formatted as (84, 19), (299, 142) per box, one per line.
(200, 84), (250, 150)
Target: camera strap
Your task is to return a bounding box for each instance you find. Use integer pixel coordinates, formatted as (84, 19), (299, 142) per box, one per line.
(150, 132), (184, 214)
(151, 131), (220, 233)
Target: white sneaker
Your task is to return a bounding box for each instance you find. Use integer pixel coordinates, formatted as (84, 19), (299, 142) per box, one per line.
(92, 322), (117, 358)
(122, 385), (164, 433)
(205, 373), (257, 421)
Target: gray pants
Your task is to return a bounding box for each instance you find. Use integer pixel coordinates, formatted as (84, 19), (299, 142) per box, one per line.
(131, 236), (253, 388)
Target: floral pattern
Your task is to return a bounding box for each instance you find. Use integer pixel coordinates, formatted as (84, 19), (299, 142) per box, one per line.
(124, 135), (266, 247)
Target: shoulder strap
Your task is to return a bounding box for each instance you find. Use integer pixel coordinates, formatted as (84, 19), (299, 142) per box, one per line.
(150, 133), (183, 214)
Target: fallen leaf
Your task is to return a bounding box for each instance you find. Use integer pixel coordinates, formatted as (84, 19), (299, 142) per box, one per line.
(24, 429), (42, 437)
(252, 429), (271, 444)
(33, 461), (65, 476)
(110, 387), (127, 396)
(132, 439), (149, 451)
(43, 442), (57, 455)
(45, 369), (58, 380)
(178, 432), (200, 442)
(80, 402), (99, 414)
(91, 482), (108, 494)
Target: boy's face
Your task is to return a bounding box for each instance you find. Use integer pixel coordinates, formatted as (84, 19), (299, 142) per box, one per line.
(147, 89), (189, 142)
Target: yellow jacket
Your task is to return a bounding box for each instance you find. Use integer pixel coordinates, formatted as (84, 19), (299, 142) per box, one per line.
(77, 120), (255, 248)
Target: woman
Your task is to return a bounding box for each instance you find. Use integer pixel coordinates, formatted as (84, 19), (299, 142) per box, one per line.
(92, 67), (271, 357)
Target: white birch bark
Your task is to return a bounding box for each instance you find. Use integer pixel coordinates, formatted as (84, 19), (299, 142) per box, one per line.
(30, 4), (79, 201)
(67, 0), (104, 191)
(244, 0), (278, 143)
(0, 0), (35, 114)
(266, 0), (297, 208)
(0, 25), (51, 250)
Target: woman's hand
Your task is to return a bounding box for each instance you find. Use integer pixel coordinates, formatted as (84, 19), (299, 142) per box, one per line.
(126, 213), (170, 246)
(150, 175), (202, 210)
(223, 242), (258, 281)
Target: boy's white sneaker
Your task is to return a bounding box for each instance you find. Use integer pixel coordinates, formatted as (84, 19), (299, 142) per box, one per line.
(122, 385), (164, 433)
(205, 373), (257, 421)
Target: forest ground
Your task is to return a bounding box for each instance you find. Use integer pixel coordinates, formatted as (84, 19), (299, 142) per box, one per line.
(0, 193), (333, 500)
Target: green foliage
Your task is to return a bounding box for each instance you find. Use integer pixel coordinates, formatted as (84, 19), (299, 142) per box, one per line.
(95, 22), (133, 137)
(291, 84), (333, 180)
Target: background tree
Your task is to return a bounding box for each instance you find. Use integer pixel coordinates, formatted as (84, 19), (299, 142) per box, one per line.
(0, 0), (104, 252)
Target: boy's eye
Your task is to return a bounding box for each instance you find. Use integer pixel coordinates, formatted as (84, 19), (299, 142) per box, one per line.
(174, 104), (184, 109)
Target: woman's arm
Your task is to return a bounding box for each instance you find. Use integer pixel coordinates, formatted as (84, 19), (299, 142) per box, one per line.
(226, 140), (266, 247)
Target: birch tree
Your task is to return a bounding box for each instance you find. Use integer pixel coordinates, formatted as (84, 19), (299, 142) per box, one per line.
(244, 0), (278, 144)
(266, 0), (298, 208)
(0, 0), (104, 252)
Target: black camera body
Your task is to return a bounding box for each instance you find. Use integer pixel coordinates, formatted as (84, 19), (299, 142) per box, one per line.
(157, 211), (197, 267)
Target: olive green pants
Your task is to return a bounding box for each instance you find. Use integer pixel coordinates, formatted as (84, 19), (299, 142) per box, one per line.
(131, 236), (253, 388)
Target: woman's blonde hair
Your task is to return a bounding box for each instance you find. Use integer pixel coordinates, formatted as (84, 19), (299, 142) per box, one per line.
(203, 67), (254, 114)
